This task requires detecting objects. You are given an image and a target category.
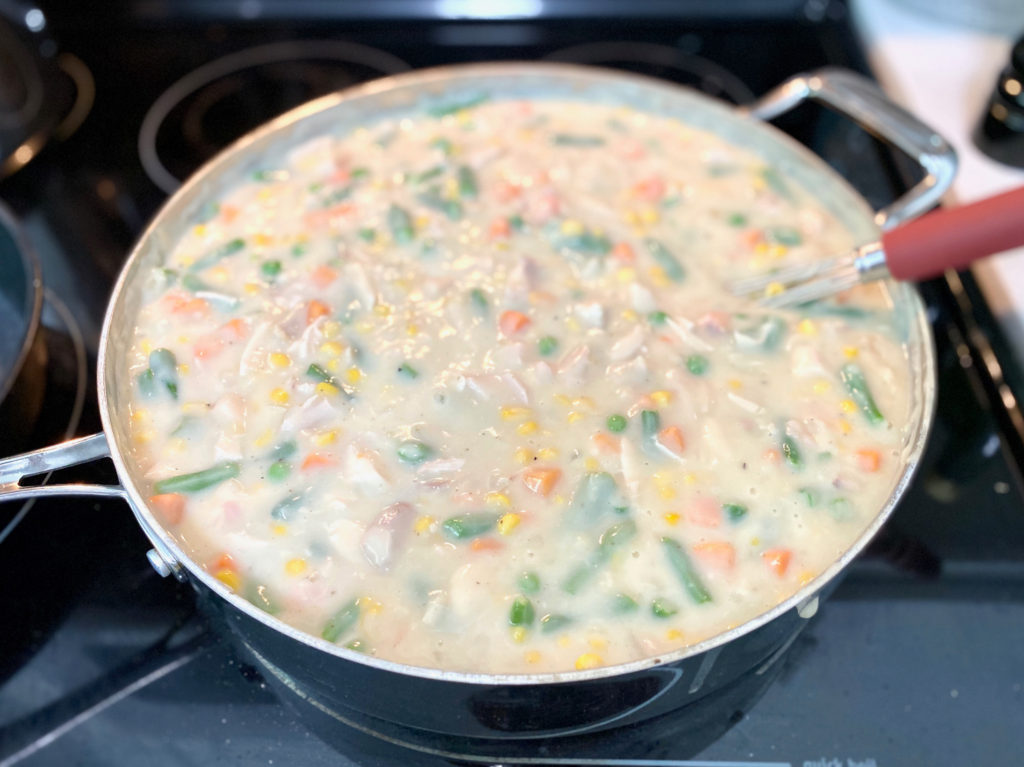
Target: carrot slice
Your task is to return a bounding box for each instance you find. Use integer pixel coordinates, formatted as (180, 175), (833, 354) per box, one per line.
(220, 204), (239, 223)
(686, 497), (721, 528)
(521, 467), (562, 496)
(612, 242), (635, 263)
(471, 537), (504, 553)
(590, 432), (621, 455)
(193, 335), (224, 360)
(740, 229), (763, 249)
(762, 548), (792, 577)
(692, 541), (736, 571)
(149, 493), (186, 526)
(855, 448), (881, 473)
(499, 310), (531, 337)
(221, 317), (249, 341)
(657, 426), (686, 456)
(301, 452), (336, 471)
(631, 176), (665, 201)
(307, 299), (331, 324)
(311, 265), (338, 288)
(211, 552), (237, 572)
(488, 217), (511, 240)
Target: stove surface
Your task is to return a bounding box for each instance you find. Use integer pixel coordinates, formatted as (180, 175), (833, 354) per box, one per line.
(0, 2), (1022, 765)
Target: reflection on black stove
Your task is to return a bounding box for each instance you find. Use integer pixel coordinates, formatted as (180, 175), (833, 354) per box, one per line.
(137, 40), (411, 195)
(543, 41), (756, 105)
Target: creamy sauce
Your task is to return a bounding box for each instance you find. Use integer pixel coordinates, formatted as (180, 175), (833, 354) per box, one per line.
(126, 99), (911, 674)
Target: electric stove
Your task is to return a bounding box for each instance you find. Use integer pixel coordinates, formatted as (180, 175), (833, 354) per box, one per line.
(1, 2), (1022, 765)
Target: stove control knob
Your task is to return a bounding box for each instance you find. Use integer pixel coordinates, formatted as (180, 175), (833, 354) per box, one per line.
(974, 35), (1024, 168)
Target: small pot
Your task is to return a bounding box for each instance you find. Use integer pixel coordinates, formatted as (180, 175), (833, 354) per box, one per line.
(0, 64), (953, 747)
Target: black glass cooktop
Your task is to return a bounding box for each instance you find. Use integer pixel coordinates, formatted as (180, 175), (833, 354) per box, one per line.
(0, 2), (1022, 765)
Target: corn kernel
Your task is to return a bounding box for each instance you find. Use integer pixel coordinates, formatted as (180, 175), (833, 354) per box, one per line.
(557, 636), (572, 648)
(683, 472), (697, 486)
(414, 515), (435, 534)
(554, 394), (571, 406)
(243, 282), (261, 295)
(666, 629), (684, 641)
(587, 636), (608, 650)
(131, 409), (150, 425)
(406, 324), (420, 336)
(616, 267), (636, 283)
(514, 448), (534, 465)
(565, 316), (581, 332)
(321, 320), (341, 339)
(622, 209), (640, 225)
(843, 346), (859, 359)
(764, 281), (785, 297)
(269, 352), (291, 368)
(650, 390), (672, 406)
(799, 570), (815, 586)
(754, 242), (770, 256)
(575, 653), (604, 670)
(270, 387), (290, 405)
(648, 266), (669, 287)
(511, 626), (528, 643)
(752, 175), (766, 191)
(797, 319), (817, 335)
(727, 379), (743, 390)
(319, 341), (344, 357)
(177, 335), (190, 345)
(750, 536), (761, 547)
(326, 359), (341, 372)
(140, 339), (153, 355)
(639, 207), (660, 224)
(358, 596), (383, 614)
(215, 569), (241, 591)
(525, 650), (542, 664)
(486, 492), (511, 508)
(271, 523), (287, 537)
(209, 266), (229, 283)
(768, 244), (788, 259)
(584, 457), (601, 472)
(812, 379), (831, 395)
(572, 396), (595, 409)
(253, 233), (272, 247)
(373, 304), (392, 316)
(663, 512), (680, 525)
(567, 411), (585, 424)
(560, 219), (585, 236)
(837, 417), (852, 435)
(552, 494), (566, 506)
(517, 420), (538, 435)
(498, 513), (521, 535)
(316, 382), (340, 398)
(839, 399), (857, 414)
(501, 406), (531, 421)
(178, 363), (190, 375)
(285, 558), (307, 576)
(312, 430), (338, 446)
(355, 320), (374, 334)
(132, 430), (151, 445)
(536, 447), (559, 460)
(193, 224), (207, 237)
(253, 429), (273, 447)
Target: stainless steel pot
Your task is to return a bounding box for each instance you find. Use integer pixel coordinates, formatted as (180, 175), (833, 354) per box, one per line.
(0, 64), (953, 747)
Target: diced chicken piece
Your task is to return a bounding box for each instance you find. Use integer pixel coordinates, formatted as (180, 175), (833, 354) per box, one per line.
(606, 355), (648, 385)
(558, 344), (590, 385)
(341, 262), (376, 310)
(344, 445), (390, 497)
(790, 344), (829, 378)
(281, 395), (340, 432)
(361, 502), (415, 571)
(328, 517), (366, 565)
(630, 284), (657, 313)
(211, 394), (246, 434)
(213, 433), (243, 462)
(727, 392), (765, 415)
(609, 325), (646, 361)
(666, 316), (713, 352)
(489, 342), (524, 371)
(574, 302), (604, 328)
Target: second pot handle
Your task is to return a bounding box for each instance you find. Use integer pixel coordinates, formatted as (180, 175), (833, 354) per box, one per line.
(741, 67), (957, 231)
(0, 432), (125, 502)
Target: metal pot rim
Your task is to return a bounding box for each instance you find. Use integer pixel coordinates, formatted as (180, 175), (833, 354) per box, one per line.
(0, 201), (43, 407)
(97, 61), (940, 687)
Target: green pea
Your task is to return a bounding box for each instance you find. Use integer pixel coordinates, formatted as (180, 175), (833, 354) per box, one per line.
(387, 203), (415, 244)
(686, 354), (709, 376)
(469, 288), (488, 313)
(518, 571), (541, 594)
(539, 613), (572, 633)
(441, 513), (498, 541)
(267, 460), (291, 483)
(261, 260), (282, 279)
(647, 310), (668, 325)
(509, 596), (535, 626)
(606, 414), (627, 433)
(537, 336), (558, 356)
(397, 440), (432, 465)
(611, 593), (639, 614)
(358, 227), (376, 243)
(397, 362), (419, 380)
(726, 212), (748, 227)
(723, 503), (748, 522)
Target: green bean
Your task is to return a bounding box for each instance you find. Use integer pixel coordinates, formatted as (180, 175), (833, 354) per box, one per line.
(357, 227), (376, 243)
(767, 226), (803, 246)
(189, 237), (245, 272)
(469, 288), (488, 313)
(539, 613), (572, 633)
(271, 440), (298, 460)
(644, 238), (686, 282)
(397, 362), (419, 380)
(261, 260), (282, 279)
(798, 487), (820, 508)
(507, 214), (525, 231)
(509, 596), (535, 626)
(417, 185), (463, 221)
(430, 137), (454, 154)
(291, 241), (309, 257)
(723, 503), (748, 522)
(661, 536), (713, 604)
(647, 310), (668, 325)
(387, 203), (415, 244)
(518, 571), (541, 594)
(457, 165), (478, 198)
(563, 520), (636, 594)
(558, 229), (611, 256)
(322, 598), (361, 642)
(136, 369), (157, 398)
(640, 409), (660, 452)
(686, 354), (709, 376)
(537, 336), (558, 356)
(245, 582), (279, 614)
(759, 167), (792, 200)
(606, 414), (627, 433)
(306, 363), (335, 384)
(651, 597), (679, 618)
(611, 593), (639, 614)
(567, 472), (629, 526)
(828, 497), (853, 521)
(344, 638), (368, 652)
(840, 363), (885, 425)
(270, 492), (305, 521)
(781, 434), (803, 470)
(149, 348), (179, 398)
(552, 133), (605, 147)
(441, 513), (498, 541)
(350, 167), (369, 180)
(153, 462), (240, 495)
(397, 440), (432, 465)
(411, 166), (444, 184)
(734, 315), (786, 353)
(427, 94), (488, 117)
(726, 212), (748, 227)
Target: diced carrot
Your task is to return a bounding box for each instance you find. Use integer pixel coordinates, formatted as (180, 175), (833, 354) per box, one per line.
(211, 552), (237, 572)
(740, 229), (763, 249)
(590, 432), (621, 454)
(311, 265), (338, 288)
(301, 452), (336, 471)
(697, 311), (731, 334)
(149, 493), (186, 525)
(631, 176), (665, 201)
(220, 204), (239, 223)
(657, 426), (686, 456)
(499, 310), (531, 337)
(307, 299), (331, 324)
(471, 537), (504, 553)
(616, 138), (646, 160)
(488, 217), (511, 239)
(521, 467), (562, 496)
(494, 181), (522, 202)
(221, 317), (249, 341)
(762, 548), (792, 577)
(193, 335), (224, 360)
(762, 448), (781, 464)
(692, 541), (736, 571)
(162, 292), (209, 318)
(686, 497), (721, 528)
(303, 203), (355, 229)
(612, 242), (635, 263)
(328, 166), (351, 184)
(855, 448), (881, 473)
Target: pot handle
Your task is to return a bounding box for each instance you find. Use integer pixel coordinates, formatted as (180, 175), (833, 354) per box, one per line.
(741, 67), (957, 230)
(0, 432), (125, 502)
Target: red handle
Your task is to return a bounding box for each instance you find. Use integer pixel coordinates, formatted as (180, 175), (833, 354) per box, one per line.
(882, 185), (1024, 281)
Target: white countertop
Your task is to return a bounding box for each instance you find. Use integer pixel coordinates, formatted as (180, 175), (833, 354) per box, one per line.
(852, 0), (1024, 365)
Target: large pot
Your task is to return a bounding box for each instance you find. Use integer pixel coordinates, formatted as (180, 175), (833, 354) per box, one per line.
(0, 64), (953, 750)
